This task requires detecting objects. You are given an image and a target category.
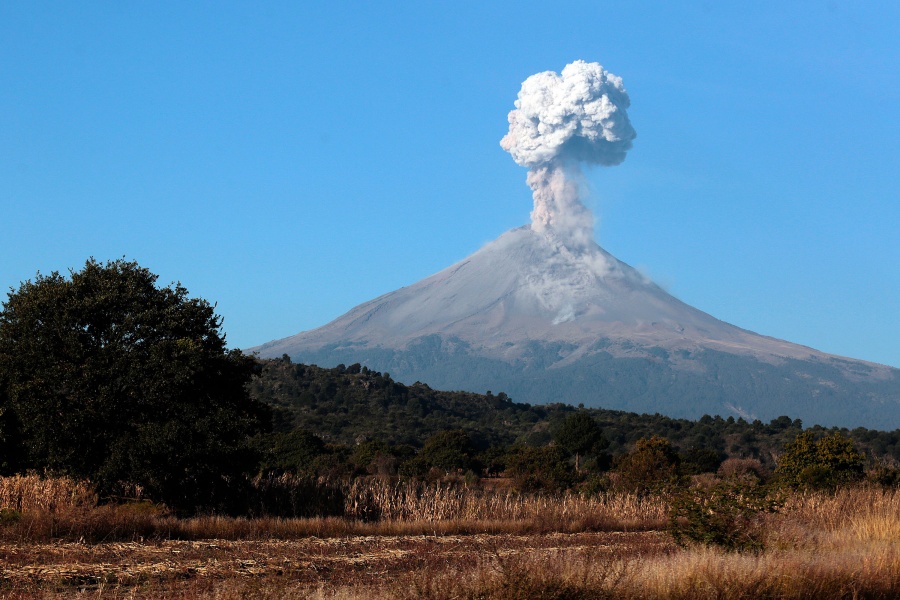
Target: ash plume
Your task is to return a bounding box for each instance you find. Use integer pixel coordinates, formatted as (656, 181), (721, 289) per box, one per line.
(501, 60), (636, 249)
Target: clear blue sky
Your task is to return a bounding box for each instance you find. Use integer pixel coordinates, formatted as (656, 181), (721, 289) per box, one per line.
(2, 1), (898, 368)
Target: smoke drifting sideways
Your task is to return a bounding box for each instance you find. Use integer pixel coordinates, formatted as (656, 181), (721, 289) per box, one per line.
(501, 60), (636, 250)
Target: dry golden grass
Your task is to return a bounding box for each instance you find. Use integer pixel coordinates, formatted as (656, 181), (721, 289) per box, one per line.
(0, 474), (96, 513)
(302, 487), (900, 600)
(343, 478), (667, 531)
(620, 545), (898, 599)
(0, 476), (667, 542)
(784, 486), (900, 531)
(301, 488), (899, 599)
(0, 477), (895, 599)
(0, 531), (669, 598)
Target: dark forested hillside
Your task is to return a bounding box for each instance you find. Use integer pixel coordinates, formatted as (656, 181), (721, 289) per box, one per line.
(246, 356), (543, 448)
(248, 357), (900, 469)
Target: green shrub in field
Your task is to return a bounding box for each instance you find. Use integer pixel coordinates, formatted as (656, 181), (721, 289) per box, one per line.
(866, 460), (900, 487)
(668, 476), (780, 552)
(505, 445), (576, 492)
(775, 431), (865, 490)
(0, 507), (22, 526)
(613, 435), (681, 496)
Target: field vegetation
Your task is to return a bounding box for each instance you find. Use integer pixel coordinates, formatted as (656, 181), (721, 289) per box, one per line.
(0, 476), (895, 598)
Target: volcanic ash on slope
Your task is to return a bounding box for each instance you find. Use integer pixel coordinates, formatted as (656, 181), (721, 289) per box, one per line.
(257, 226), (821, 364)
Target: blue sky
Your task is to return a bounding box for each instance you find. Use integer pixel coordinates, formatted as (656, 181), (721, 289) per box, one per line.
(2, 1), (898, 368)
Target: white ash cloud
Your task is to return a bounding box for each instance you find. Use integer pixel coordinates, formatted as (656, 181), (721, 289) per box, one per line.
(501, 60), (636, 247)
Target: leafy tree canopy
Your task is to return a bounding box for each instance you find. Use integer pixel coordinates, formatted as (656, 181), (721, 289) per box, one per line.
(775, 430), (865, 490)
(257, 429), (327, 474)
(250, 359), (900, 469)
(553, 412), (608, 457)
(417, 429), (477, 473)
(506, 445), (575, 492)
(0, 258), (269, 512)
(613, 435), (682, 496)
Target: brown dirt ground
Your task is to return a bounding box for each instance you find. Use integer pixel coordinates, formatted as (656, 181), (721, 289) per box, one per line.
(0, 531), (672, 596)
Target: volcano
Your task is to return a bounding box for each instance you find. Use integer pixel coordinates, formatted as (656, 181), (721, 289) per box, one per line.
(253, 226), (900, 429)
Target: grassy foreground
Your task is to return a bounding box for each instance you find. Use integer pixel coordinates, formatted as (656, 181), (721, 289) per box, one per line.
(0, 476), (896, 598)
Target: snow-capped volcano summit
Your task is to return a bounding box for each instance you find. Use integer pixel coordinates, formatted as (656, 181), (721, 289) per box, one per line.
(253, 227), (900, 429)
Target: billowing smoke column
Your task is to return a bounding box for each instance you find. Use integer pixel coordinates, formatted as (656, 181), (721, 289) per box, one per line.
(501, 60), (636, 248)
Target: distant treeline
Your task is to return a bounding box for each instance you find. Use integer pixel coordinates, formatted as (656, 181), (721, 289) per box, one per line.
(248, 356), (900, 479)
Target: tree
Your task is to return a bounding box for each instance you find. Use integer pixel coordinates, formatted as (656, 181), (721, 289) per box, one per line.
(775, 430), (865, 490)
(258, 429), (327, 474)
(0, 259), (269, 512)
(0, 379), (25, 474)
(613, 435), (681, 496)
(679, 447), (724, 475)
(505, 445), (576, 492)
(668, 476), (780, 553)
(552, 412), (609, 472)
(417, 429), (477, 474)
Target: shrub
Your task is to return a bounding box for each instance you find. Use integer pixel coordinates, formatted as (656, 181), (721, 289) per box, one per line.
(505, 445), (576, 492)
(718, 457), (767, 481)
(257, 429), (327, 474)
(866, 459), (900, 487)
(775, 431), (865, 490)
(679, 447), (723, 475)
(613, 436), (681, 496)
(668, 476), (780, 552)
(245, 473), (345, 518)
(0, 508), (21, 526)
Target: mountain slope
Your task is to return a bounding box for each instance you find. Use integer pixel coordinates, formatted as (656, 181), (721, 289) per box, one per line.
(253, 226), (900, 429)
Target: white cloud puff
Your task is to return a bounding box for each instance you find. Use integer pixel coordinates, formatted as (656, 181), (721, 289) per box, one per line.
(500, 60), (636, 168)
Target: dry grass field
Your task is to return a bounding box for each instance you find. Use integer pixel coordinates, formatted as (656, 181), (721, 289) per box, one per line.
(0, 531), (672, 598)
(0, 475), (896, 599)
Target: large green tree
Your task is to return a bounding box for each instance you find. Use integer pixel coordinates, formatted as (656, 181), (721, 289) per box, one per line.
(0, 259), (269, 512)
(417, 429), (477, 474)
(553, 412), (609, 472)
(775, 430), (865, 490)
